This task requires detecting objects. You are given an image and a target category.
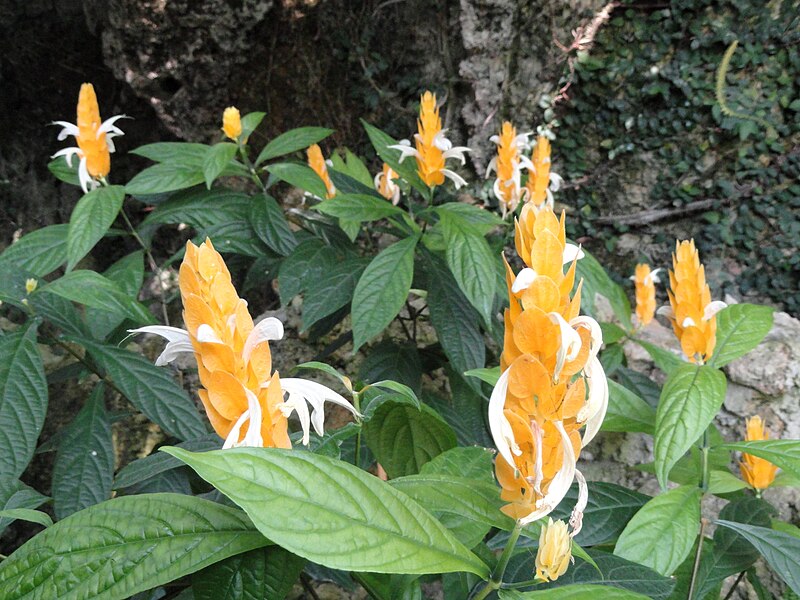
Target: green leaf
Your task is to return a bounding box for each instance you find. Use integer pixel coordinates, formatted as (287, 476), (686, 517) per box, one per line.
(85, 251), (146, 340)
(331, 149), (375, 189)
(193, 546), (305, 600)
(692, 497), (774, 598)
(165, 447), (489, 577)
(203, 142), (239, 189)
(654, 364), (727, 489)
(66, 185), (125, 271)
(0, 493), (268, 600)
(464, 367), (500, 386)
(614, 486), (701, 576)
(39, 270), (154, 325)
(361, 120), (428, 197)
(113, 434), (221, 490)
(0, 508), (52, 528)
(256, 126), (334, 164)
(240, 112), (266, 139)
(552, 482), (650, 547)
(245, 194), (295, 257)
(0, 477), (49, 535)
(74, 337), (207, 441)
(0, 323), (47, 480)
(575, 249), (633, 330)
(600, 322), (628, 344)
(358, 341), (423, 394)
(528, 550), (675, 600)
(52, 385), (114, 519)
(140, 188), (250, 235)
(433, 203), (505, 235)
(276, 238), (331, 304)
(424, 253), (486, 379)
(314, 194), (404, 221)
(0, 224), (69, 277)
(440, 213), (496, 325)
(420, 446), (495, 481)
(363, 399), (456, 478)
(427, 372), (492, 447)
(131, 142), (210, 167)
(602, 380), (656, 435)
(266, 162), (328, 199)
(499, 585), (650, 599)
(709, 304), (774, 367)
(715, 521), (800, 595)
(717, 439), (800, 481)
(369, 380), (421, 408)
(707, 469), (748, 494)
(351, 235), (418, 351)
(301, 258), (368, 331)
(631, 339), (684, 375)
(389, 474), (514, 531)
(126, 162), (205, 195)
(48, 156), (81, 186)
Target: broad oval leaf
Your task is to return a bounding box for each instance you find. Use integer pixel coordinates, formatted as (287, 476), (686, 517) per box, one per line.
(193, 546), (305, 600)
(266, 162), (328, 199)
(52, 385), (114, 519)
(0, 224), (69, 277)
(424, 253), (485, 380)
(575, 249), (633, 331)
(66, 185), (125, 271)
(249, 193), (297, 256)
(653, 364), (727, 489)
(0, 477), (49, 535)
(203, 142), (238, 189)
(440, 213), (496, 326)
(73, 337), (207, 441)
(301, 257), (368, 331)
(632, 339), (684, 375)
(709, 303), (774, 368)
(131, 142), (210, 167)
(351, 235), (418, 351)
(717, 439), (800, 481)
(602, 380), (656, 435)
(715, 520), (800, 595)
(314, 194), (404, 222)
(39, 270), (153, 325)
(361, 120), (428, 197)
(499, 585), (650, 599)
(0, 508), (52, 528)
(0, 323), (47, 480)
(508, 550), (674, 600)
(0, 493), (268, 600)
(614, 485), (701, 576)
(126, 162), (205, 195)
(363, 400), (457, 478)
(256, 126), (334, 164)
(164, 447), (489, 577)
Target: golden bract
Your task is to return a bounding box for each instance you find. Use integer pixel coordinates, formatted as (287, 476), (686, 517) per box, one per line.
(633, 263), (659, 327)
(307, 144), (336, 199)
(526, 135), (552, 208)
(222, 106), (242, 141)
(740, 416), (778, 491)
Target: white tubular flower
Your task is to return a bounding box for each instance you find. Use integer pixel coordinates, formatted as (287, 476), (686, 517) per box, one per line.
(488, 368), (520, 469)
(579, 356), (608, 448)
(277, 378), (361, 445)
(128, 325), (193, 366)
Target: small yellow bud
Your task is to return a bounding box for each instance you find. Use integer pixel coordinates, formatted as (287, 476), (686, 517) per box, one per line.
(25, 278), (38, 294)
(535, 518), (573, 582)
(222, 107), (242, 141)
(740, 416), (778, 491)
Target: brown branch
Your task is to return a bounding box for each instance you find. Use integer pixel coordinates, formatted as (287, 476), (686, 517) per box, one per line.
(593, 199), (720, 226)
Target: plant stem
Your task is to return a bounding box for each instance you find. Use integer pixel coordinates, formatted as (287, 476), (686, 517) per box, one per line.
(473, 522), (523, 600)
(118, 207), (171, 327)
(700, 428), (710, 492)
(45, 335), (126, 400)
(353, 390), (362, 470)
(721, 571), (746, 600)
(687, 518), (708, 600)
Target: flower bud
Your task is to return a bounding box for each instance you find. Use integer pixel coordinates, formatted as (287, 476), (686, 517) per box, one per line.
(25, 278), (38, 294)
(535, 518), (573, 582)
(222, 107), (242, 141)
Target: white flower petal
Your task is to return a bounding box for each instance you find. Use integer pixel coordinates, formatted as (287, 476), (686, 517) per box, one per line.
(703, 301), (727, 321)
(52, 121), (80, 140)
(569, 469), (588, 536)
(657, 305), (674, 319)
(196, 324), (224, 344)
(223, 390), (265, 449)
(518, 420), (577, 526)
(278, 389), (312, 446)
(570, 315), (603, 359)
(647, 268), (663, 285)
(682, 317), (696, 328)
(442, 146), (471, 164)
(441, 169), (468, 189)
(549, 172), (563, 191)
(388, 142), (419, 163)
(51, 147), (82, 167)
(97, 114), (128, 137)
(549, 312), (583, 378)
(562, 243), (585, 265)
(277, 378), (360, 445)
(580, 356), (608, 447)
(488, 368), (519, 469)
(511, 268), (538, 294)
(77, 157), (92, 193)
(242, 317), (284, 364)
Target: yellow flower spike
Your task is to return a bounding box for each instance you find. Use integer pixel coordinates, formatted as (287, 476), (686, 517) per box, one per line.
(487, 121), (533, 216)
(658, 239), (727, 363)
(525, 135), (562, 210)
(740, 416), (779, 491)
(632, 263), (661, 327)
(535, 518), (574, 582)
(222, 107), (242, 141)
(130, 239), (359, 449)
(389, 91), (471, 190)
(52, 83), (126, 193)
(25, 278), (38, 294)
(374, 163), (400, 205)
(307, 144), (336, 199)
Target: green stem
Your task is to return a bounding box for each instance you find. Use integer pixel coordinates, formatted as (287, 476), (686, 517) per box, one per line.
(473, 522), (523, 600)
(353, 391), (363, 470)
(687, 518), (708, 600)
(238, 143), (266, 191)
(700, 428), (710, 492)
